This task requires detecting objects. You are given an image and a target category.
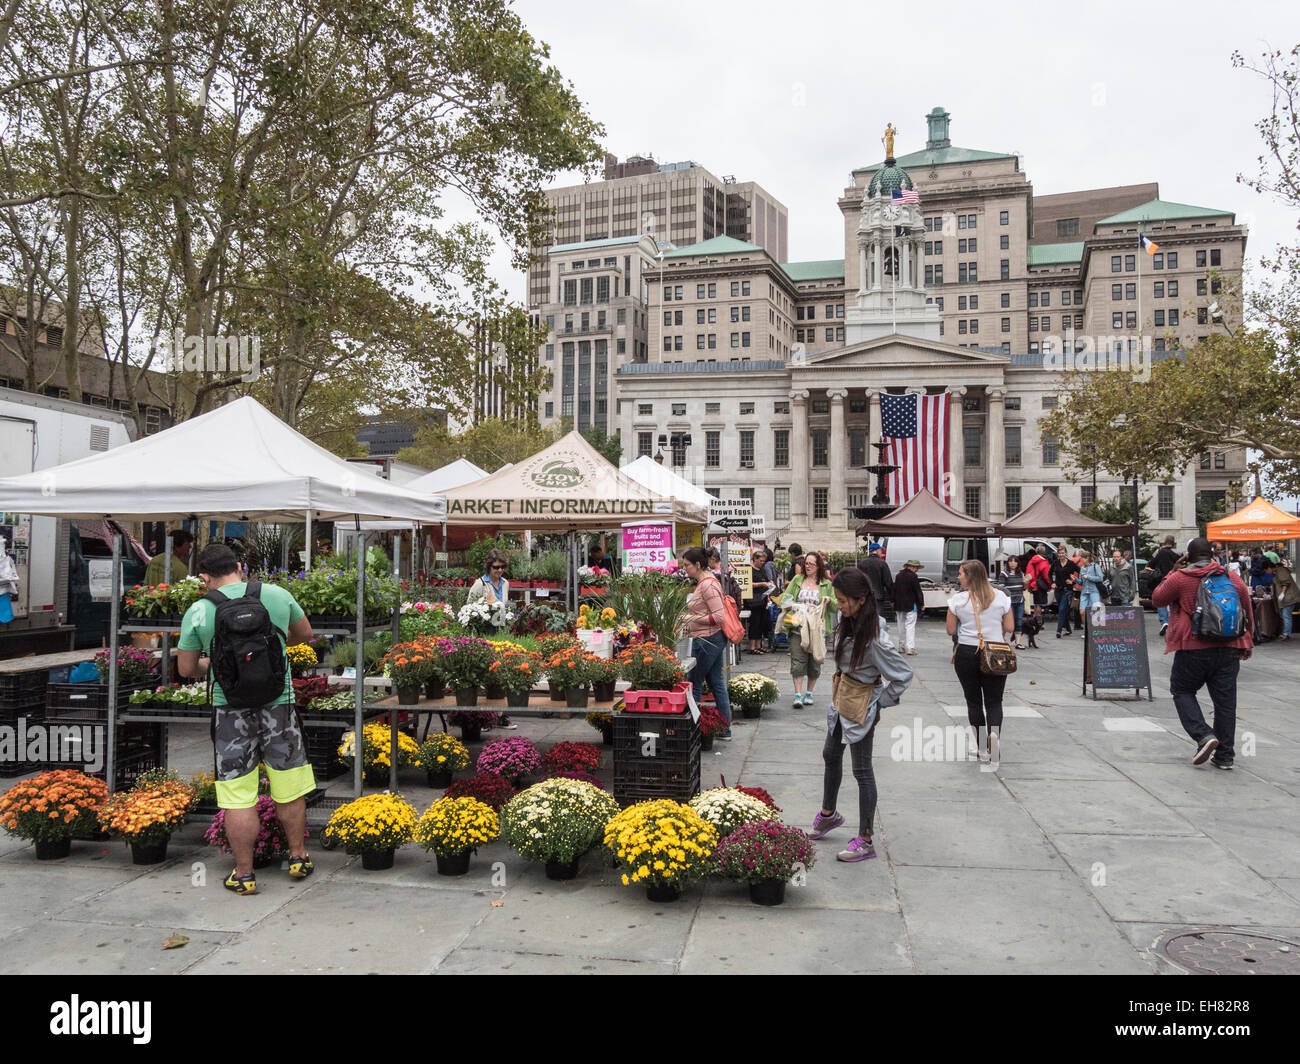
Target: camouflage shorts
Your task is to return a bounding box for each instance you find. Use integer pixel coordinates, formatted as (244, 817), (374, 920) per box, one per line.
(212, 702), (309, 781)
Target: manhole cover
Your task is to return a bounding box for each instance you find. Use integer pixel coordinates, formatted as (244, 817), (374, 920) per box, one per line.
(1160, 930), (1300, 974)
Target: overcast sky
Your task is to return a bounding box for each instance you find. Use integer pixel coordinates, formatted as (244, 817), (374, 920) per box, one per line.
(487, 0), (1299, 303)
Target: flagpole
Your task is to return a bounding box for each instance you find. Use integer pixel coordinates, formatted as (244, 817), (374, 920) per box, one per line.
(1136, 219), (1143, 371)
(891, 225), (897, 334)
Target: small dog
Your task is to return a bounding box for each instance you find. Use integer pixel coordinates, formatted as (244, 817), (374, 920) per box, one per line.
(1020, 613), (1043, 649)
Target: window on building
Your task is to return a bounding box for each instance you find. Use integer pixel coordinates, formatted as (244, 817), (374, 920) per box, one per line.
(738, 402), (755, 416)
(812, 429), (828, 466)
(774, 400), (790, 414)
(773, 428), (789, 467)
(813, 487), (828, 520)
(1154, 310), (1165, 327)
(1042, 436), (1059, 465)
(963, 426), (982, 466)
(1124, 255), (1135, 272)
(1110, 284), (1121, 301)
(697, 284), (706, 299)
(705, 430), (720, 468)
(964, 486), (981, 518)
(1197, 307), (1208, 325)
(696, 334), (706, 350)
(705, 402), (720, 414)
(1154, 338), (1166, 352)
(1168, 280), (1179, 297)
(637, 431), (653, 457)
(1158, 485), (1175, 520)
(1152, 253), (1164, 270)
(1112, 312), (1123, 329)
(1125, 283), (1136, 300)
(544, 402), (554, 419)
(1169, 309), (1179, 326)
(730, 281), (739, 296)
(1112, 256), (1123, 273)
(1215, 452), (1226, 470)
(1005, 486), (1022, 516)
(637, 403), (653, 416)
(849, 428), (867, 467)
(545, 343), (554, 361)
(1000, 235), (1009, 251)
(1005, 426), (1021, 465)
(925, 266), (934, 285)
(1196, 250), (1207, 268)
(774, 487), (790, 520)
(1153, 281), (1164, 299)
(1029, 316), (1038, 332)
(742, 332), (751, 347)
(1209, 250), (1219, 267)
(672, 403), (686, 416)
(741, 281), (751, 295)
(1211, 278), (1223, 294)
(739, 430), (755, 468)
(959, 263), (968, 283)
(1000, 210), (1009, 225)
(730, 332), (739, 348)
(674, 285), (683, 299)
(934, 265), (943, 284)
(708, 283), (716, 297)
(1028, 341), (1038, 354)
(958, 319), (968, 334)
(1057, 218), (1079, 237)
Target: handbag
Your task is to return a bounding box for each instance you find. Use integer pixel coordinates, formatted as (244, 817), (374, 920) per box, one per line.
(971, 595), (1017, 676)
(831, 672), (876, 725)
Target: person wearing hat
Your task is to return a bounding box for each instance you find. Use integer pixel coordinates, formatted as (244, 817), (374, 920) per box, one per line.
(892, 559), (924, 655)
(856, 542), (895, 624)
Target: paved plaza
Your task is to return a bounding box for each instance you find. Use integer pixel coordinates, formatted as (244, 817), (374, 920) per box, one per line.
(1, 612), (1297, 975)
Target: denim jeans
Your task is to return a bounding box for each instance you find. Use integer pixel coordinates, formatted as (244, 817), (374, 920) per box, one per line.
(1283, 604), (1294, 637)
(691, 630), (732, 725)
(1055, 589), (1074, 632)
(1169, 647), (1240, 762)
(1157, 604), (1170, 626)
(1010, 599), (1024, 636)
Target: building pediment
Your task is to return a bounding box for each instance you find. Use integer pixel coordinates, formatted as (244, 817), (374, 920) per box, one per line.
(796, 333), (1010, 371)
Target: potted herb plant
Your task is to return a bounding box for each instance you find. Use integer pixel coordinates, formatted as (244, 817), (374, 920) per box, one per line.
(603, 799), (718, 903)
(434, 636), (493, 705)
(98, 778), (196, 864)
(416, 733), (470, 788)
(501, 777), (620, 880)
(0, 769), (108, 860)
(476, 736), (541, 787)
(324, 793), (417, 870)
(413, 796), (500, 876)
(714, 820), (817, 906)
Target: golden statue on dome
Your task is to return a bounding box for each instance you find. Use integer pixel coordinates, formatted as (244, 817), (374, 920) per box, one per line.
(883, 123), (897, 159)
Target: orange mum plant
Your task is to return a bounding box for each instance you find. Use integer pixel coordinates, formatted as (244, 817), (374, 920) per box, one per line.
(0, 769), (109, 842)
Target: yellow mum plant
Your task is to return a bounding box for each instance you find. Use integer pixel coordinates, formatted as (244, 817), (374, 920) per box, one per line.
(413, 796), (500, 858)
(324, 793), (417, 854)
(603, 799), (718, 889)
(415, 732), (470, 773)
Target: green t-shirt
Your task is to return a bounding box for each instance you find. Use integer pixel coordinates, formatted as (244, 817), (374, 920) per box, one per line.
(178, 582), (305, 707)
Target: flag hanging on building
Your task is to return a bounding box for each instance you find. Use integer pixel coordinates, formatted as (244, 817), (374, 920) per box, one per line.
(893, 188), (921, 205)
(881, 392), (951, 505)
(1139, 233), (1159, 255)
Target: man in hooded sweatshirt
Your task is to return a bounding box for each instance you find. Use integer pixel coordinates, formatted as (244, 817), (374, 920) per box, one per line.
(1152, 537), (1254, 770)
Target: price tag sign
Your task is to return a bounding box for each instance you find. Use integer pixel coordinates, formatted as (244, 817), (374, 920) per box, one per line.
(621, 521), (674, 571)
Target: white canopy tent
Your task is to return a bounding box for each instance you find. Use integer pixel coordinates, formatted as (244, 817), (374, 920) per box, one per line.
(351, 458), (489, 533)
(620, 454), (714, 511)
(0, 396), (447, 795)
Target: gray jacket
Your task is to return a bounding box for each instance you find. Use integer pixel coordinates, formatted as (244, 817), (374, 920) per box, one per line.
(826, 620), (913, 744)
(1108, 562), (1136, 603)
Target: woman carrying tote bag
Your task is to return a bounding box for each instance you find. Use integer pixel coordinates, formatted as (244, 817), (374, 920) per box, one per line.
(808, 568), (913, 863)
(946, 560), (1015, 765)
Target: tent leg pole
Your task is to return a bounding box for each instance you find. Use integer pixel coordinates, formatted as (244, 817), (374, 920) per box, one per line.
(354, 524), (365, 799)
(107, 532), (121, 793)
(161, 535), (173, 686)
(305, 510), (313, 571)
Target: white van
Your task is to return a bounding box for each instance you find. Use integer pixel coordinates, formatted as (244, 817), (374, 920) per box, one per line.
(881, 536), (1059, 586)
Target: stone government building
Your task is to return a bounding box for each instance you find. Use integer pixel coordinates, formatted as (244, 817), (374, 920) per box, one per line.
(528, 109), (1248, 551)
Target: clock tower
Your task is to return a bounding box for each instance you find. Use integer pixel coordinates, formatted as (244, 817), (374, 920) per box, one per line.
(844, 125), (941, 344)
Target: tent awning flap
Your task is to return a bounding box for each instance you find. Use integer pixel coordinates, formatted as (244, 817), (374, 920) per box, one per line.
(859, 491), (995, 537)
(1207, 497), (1300, 541)
(998, 490), (1134, 537)
(0, 396), (447, 522)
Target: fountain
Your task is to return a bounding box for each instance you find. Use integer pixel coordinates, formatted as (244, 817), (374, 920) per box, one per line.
(849, 442), (899, 526)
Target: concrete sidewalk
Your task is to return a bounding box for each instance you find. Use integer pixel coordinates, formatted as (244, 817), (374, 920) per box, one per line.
(2, 612), (1297, 974)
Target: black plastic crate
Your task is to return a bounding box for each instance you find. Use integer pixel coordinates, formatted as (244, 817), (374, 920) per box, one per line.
(0, 671), (48, 702)
(47, 682), (151, 715)
(613, 712), (699, 762)
(47, 741), (165, 791)
(1, 697), (45, 726)
(613, 763), (701, 807)
(303, 725), (347, 781)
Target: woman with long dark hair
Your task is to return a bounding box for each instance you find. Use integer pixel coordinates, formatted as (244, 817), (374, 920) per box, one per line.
(947, 559), (1014, 764)
(809, 568), (913, 863)
(680, 545), (734, 740)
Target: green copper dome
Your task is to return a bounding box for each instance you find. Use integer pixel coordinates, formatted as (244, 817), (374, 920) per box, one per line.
(867, 162), (914, 198)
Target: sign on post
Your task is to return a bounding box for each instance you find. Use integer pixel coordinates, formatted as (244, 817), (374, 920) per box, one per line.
(621, 521), (674, 572)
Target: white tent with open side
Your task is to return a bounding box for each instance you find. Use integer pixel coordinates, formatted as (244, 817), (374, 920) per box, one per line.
(0, 396), (447, 523)
(353, 458), (490, 533)
(620, 454), (714, 512)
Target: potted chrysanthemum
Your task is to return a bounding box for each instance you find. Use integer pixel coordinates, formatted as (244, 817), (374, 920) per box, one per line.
(204, 794), (308, 868)
(435, 636), (494, 705)
(714, 820), (817, 906)
(339, 723), (420, 788)
(0, 769), (109, 860)
(687, 787), (781, 840)
(98, 777), (196, 864)
(325, 792), (418, 871)
(416, 732), (470, 788)
(414, 796), (500, 876)
(501, 777), (620, 880)
(726, 673), (780, 719)
(476, 736), (541, 787)
(603, 798), (718, 903)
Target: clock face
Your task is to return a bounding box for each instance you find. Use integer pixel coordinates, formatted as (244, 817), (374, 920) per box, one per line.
(883, 204), (900, 220)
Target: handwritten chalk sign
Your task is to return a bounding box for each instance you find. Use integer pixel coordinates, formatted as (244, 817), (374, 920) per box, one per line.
(1083, 606), (1152, 701)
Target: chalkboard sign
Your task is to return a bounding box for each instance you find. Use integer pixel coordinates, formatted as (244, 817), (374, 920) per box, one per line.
(1083, 605), (1153, 701)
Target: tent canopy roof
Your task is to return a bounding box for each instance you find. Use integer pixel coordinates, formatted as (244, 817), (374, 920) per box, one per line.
(353, 459), (490, 531)
(859, 491), (995, 537)
(1207, 497), (1300, 541)
(998, 490), (1134, 537)
(0, 396), (447, 522)
(439, 431), (705, 529)
(620, 455), (714, 511)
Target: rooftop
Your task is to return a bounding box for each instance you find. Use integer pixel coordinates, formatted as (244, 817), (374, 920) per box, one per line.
(547, 234), (657, 255)
(1095, 199), (1234, 226)
(854, 145), (1016, 175)
(1026, 242), (1085, 267)
(780, 259), (846, 282)
(661, 235), (765, 259)
(617, 359), (787, 374)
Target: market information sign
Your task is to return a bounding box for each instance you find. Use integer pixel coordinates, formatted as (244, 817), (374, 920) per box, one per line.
(1082, 606), (1152, 701)
(621, 521), (674, 571)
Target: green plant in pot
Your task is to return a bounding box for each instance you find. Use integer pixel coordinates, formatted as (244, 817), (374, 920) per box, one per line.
(434, 636), (494, 705)
(546, 646), (600, 708)
(489, 644), (543, 707)
(383, 641), (438, 703)
(615, 642), (685, 692)
(587, 654), (620, 703)
(416, 733), (471, 788)
(726, 673), (779, 720)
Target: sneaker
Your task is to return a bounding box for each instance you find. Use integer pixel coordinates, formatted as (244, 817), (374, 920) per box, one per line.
(1192, 735), (1220, 766)
(288, 854), (314, 879)
(804, 692), (815, 707)
(717, 729), (733, 742)
(224, 869), (257, 896)
(1211, 758), (1234, 771)
(1159, 623), (1168, 638)
(809, 810), (844, 839)
(837, 836), (876, 862)
(987, 729), (1000, 763)
(793, 694), (804, 709)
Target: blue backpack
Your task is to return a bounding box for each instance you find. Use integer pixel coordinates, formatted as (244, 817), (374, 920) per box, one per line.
(1191, 571), (1245, 639)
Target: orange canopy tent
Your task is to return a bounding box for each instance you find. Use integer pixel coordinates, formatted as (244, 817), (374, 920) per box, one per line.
(1206, 497), (1300, 540)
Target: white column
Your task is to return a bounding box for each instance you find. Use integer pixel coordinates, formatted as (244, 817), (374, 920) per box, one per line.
(859, 244), (868, 298)
(869, 391), (882, 457)
(873, 240), (882, 292)
(948, 387), (966, 509)
(790, 390), (810, 531)
(828, 388), (848, 531)
(987, 387), (1006, 522)
(902, 235), (911, 289)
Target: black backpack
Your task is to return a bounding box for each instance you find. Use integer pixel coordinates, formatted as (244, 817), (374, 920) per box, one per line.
(205, 581), (287, 708)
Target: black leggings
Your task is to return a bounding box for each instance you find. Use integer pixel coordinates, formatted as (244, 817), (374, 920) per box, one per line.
(953, 644), (1007, 729)
(822, 716), (877, 839)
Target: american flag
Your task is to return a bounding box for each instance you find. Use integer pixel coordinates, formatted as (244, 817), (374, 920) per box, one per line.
(881, 392), (951, 504)
(893, 188), (920, 205)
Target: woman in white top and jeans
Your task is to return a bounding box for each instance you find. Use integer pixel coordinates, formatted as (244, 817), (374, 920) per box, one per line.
(947, 559), (1014, 764)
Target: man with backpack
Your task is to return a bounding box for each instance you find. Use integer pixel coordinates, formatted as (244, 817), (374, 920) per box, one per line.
(1152, 538), (1254, 770)
(178, 544), (317, 895)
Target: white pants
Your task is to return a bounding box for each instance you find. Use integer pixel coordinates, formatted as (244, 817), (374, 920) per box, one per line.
(896, 609), (917, 652)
